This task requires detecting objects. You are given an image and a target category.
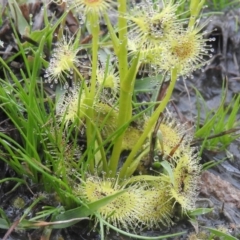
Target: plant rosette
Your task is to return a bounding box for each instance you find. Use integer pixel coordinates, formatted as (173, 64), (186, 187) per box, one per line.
(127, 0), (182, 50)
(56, 85), (119, 138)
(138, 183), (175, 229)
(56, 84), (88, 126)
(160, 148), (202, 212)
(44, 35), (82, 89)
(143, 113), (192, 161)
(76, 175), (151, 231)
(158, 27), (215, 77)
(126, 0), (184, 76)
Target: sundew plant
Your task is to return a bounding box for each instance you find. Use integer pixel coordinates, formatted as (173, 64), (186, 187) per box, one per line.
(0, 0), (215, 238)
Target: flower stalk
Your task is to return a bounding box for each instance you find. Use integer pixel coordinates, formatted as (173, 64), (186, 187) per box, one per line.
(85, 13), (100, 173)
(119, 67), (178, 179)
(108, 55), (139, 177)
(117, 0), (128, 80)
(188, 0), (206, 28)
(108, 0), (130, 177)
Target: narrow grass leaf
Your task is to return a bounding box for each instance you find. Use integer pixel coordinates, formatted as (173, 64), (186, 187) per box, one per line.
(53, 189), (125, 228)
(188, 208), (213, 216)
(8, 0), (29, 35)
(160, 160), (174, 184)
(204, 227), (238, 240)
(102, 218), (186, 239)
(0, 219), (9, 229)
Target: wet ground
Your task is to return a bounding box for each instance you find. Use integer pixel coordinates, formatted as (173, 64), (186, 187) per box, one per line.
(1, 4), (240, 240)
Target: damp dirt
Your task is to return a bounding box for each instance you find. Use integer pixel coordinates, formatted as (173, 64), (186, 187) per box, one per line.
(1, 5), (240, 240)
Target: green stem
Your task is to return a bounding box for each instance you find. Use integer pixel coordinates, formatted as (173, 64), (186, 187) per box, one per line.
(117, 0), (128, 79)
(103, 13), (119, 54)
(119, 68), (178, 179)
(108, 0), (129, 177)
(84, 13), (100, 173)
(73, 65), (89, 97)
(89, 13), (99, 101)
(107, 56), (139, 177)
(188, 0), (205, 29)
(108, 84), (131, 176)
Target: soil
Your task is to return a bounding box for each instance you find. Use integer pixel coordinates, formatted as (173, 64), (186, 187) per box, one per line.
(0, 3), (240, 240)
